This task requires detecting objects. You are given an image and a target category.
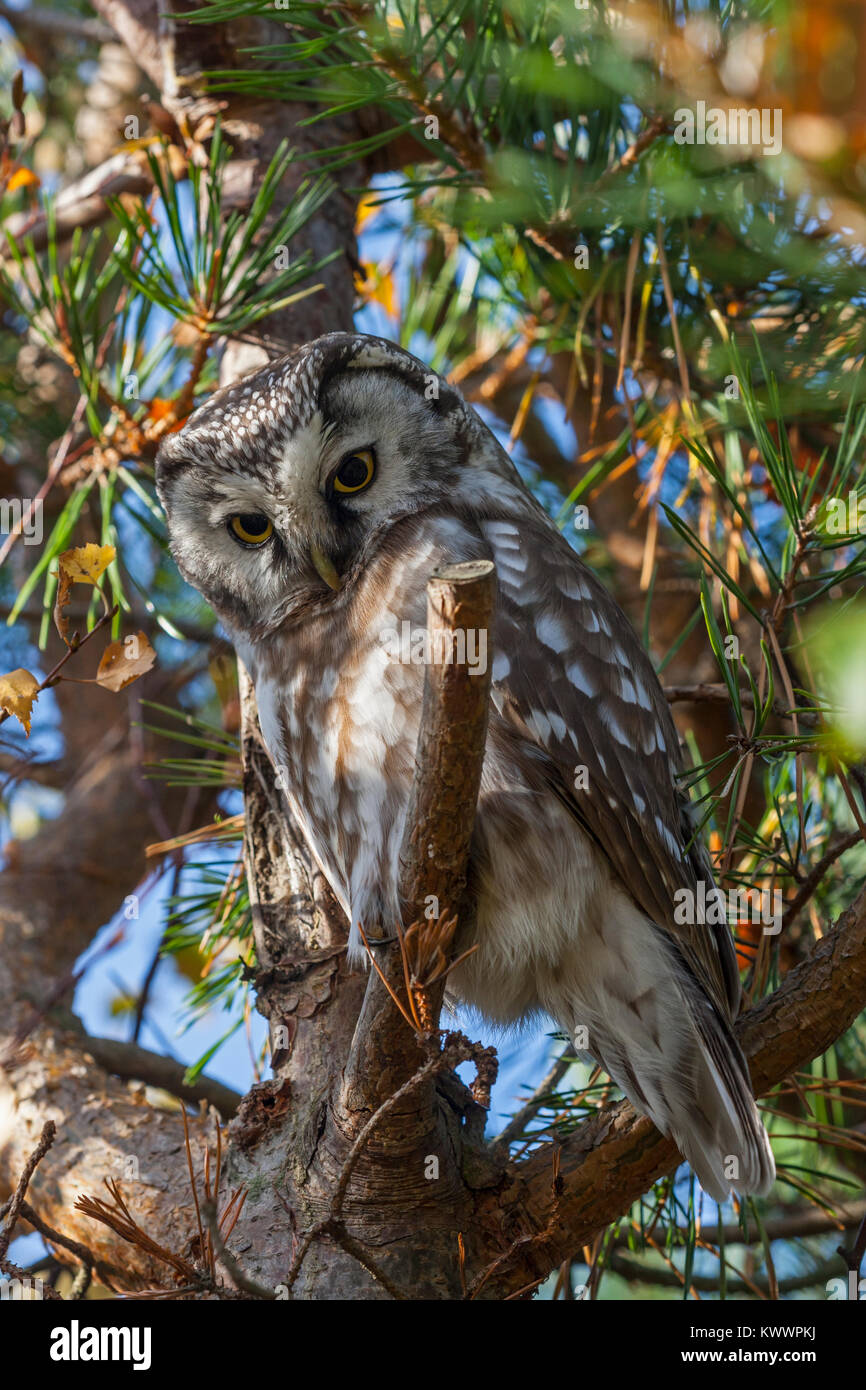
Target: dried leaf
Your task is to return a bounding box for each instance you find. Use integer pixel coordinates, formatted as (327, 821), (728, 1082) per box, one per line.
(53, 566), (73, 645)
(96, 631), (156, 693)
(54, 544), (116, 643)
(0, 668), (40, 735)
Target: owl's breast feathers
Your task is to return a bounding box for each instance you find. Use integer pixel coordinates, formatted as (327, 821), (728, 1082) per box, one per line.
(243, 503), (738, 1024)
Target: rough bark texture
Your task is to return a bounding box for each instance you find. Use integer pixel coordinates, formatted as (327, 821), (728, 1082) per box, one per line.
(0, 667), (216, 1286)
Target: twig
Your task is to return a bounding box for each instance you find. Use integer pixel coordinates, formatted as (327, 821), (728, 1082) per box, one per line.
(341, 559), (495, 1113)
(0, 1198), (96, 1298)
(202, 1200), (276, 1300)
(74, 1028), (241, 1118)
(493, 1045), (575, 1150)
(0, 1259), (63, 1299)
(664, 682), (820, 728)
(608, 1251), (842, 1296)
(0, 603), (119, 728)
(0, 1121), (56, 1261)
(782, 830), (863, 929)
(837, 1208), (866, 1281)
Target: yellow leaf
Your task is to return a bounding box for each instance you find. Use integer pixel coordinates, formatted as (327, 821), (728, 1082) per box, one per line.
(96, 631), (156, 693)
(58, 543), (116, 585)
(54, 544), (116, 644)
(354, 194), (383, 236)
(0, 668), (40, 736)
(353, 263), (398, 320)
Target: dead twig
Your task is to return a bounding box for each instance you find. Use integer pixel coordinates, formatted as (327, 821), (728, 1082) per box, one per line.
(0, 1120), (56, 1262)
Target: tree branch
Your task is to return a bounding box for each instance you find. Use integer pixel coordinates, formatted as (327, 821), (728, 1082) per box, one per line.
(73, 1029), (242, 1119)
(89, 0), (163, 87)
(1, 151), (153, 258)
(341, 560), (495, 1119)
(664, 682), (820, 728)
(0, 3), (114, 43)
(607, 1250), (842, 1297)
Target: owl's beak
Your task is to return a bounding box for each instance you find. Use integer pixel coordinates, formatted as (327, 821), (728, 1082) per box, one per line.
(309, 543), (342, 591)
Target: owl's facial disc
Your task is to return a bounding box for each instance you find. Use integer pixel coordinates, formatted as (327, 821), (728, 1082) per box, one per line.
(154, 334), (505, 638)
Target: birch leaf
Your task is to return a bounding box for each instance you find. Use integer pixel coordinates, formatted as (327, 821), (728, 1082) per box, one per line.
(96, 631), (156, 693)
(0, 668), (40, 735)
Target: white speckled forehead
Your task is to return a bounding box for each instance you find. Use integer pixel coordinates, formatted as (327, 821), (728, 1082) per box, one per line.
(155, 332), (470, 486)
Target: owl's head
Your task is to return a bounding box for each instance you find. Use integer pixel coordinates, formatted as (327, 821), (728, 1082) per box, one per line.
(156, 332), (521, 638)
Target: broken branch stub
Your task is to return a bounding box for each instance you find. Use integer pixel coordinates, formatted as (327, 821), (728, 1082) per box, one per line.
(342, 560), (495, 1113)
(400, 559), (496, 927)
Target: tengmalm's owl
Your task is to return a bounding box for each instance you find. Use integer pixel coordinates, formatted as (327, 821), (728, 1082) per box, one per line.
(156, 332), (774, 1200)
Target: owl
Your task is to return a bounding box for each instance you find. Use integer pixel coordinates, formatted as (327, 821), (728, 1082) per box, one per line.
(156, 332), (774, 1201)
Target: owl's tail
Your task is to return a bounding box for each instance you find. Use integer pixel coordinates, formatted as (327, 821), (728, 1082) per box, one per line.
(584, 985), (775, 1203)
(668, 999), (775, 1202)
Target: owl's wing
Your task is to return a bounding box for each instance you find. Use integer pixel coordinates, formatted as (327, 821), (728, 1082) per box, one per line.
(479, 513), (740, 1019)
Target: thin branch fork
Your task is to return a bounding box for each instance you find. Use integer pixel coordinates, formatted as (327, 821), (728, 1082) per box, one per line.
(341, 559), (495, 1117)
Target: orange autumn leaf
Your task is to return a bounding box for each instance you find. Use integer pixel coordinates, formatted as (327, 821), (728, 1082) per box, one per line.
(354, 193), (383, 236)
(7, 165), (40, 192)
(96, 631), (156, 693)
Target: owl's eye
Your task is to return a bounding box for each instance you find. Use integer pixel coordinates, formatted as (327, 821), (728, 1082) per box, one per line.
(228, 513), (274, 547)
(332, 447), (376, 495)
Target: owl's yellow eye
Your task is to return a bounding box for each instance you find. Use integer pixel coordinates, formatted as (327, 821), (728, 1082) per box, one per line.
(332, 448), (375, 495)
(228, 513), (274, 546)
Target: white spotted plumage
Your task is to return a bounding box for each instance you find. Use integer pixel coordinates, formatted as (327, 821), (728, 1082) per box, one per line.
(156, 331), (774, 1202)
